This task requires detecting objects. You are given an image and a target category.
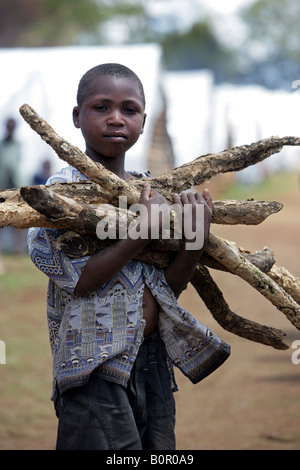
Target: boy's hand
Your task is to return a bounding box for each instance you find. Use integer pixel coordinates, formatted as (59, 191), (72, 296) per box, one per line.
(164, 188), (212, 296)
(173, 188), (212, 251)
(138, 183), (170, 238)
(140, 182), (167, 206)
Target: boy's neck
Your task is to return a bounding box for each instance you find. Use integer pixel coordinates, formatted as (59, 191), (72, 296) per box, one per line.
(87, 152), (130, 180)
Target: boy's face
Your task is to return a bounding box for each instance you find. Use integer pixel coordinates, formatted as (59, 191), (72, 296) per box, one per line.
(73, 75), (146, 161)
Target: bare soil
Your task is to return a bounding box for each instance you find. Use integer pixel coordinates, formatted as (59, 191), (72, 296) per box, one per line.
(175, 174), (300, 450)
(0, 172), (300, 450)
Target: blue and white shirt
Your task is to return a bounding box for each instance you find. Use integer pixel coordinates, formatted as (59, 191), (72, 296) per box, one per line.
(27, 166), (230, 403)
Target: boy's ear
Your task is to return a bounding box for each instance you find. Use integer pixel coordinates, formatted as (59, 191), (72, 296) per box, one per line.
(73, 106), (80, 128)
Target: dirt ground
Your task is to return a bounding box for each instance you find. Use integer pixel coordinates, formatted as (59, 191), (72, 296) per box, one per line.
(0, 171), (300, 450)
(175, 173), (300, 450)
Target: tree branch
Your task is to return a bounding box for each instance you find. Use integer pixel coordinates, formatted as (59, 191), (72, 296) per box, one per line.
(191, 265), (289, 350)
(205, 234), (300, 330)
(0, 183), (283, 230)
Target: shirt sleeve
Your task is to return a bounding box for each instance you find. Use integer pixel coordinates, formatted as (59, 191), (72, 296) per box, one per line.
(27, 226), (89, 294)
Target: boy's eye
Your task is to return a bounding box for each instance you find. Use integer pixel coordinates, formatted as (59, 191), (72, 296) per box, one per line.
(95, 105), (108, 111)
(124, 107), (138, 114)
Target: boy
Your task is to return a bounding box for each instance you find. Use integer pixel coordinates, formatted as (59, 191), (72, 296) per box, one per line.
(27, 63), (230, 450)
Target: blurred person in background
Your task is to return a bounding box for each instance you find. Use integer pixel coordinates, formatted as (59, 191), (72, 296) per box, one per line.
(0, 117), (22, 189)
(32, 159), (52, 185)
(0, 117), (25, 260)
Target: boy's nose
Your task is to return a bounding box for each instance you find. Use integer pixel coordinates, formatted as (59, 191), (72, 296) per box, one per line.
(107, 110), (124, 126)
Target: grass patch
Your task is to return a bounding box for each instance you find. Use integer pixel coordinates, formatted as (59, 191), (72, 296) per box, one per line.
(0, 254), (56, 450)
(0, 254), (47, 294)
(219, 171), (299, 201)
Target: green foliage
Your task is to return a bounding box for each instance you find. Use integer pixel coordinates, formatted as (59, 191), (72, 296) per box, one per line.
(2, 0), (299, 90)
(219, 171), (298, 201)
(0, 0), (145, 47)
(240, 0), (300, 89)
(159, 20), (238, 82)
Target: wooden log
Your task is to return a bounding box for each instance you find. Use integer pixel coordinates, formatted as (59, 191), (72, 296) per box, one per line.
(206, 234), (300, 330)
(0, 182), (123, 229)
(0, 182), (283, 230)
(211, 199), (282, 225)
(191, 265), (289, 350)
(54, 229), (276, 274)
(202, 247), (275, 274)
(19, 184), (182, 251)
(145, 135), (300, 194)
(268, 265), (300, 305)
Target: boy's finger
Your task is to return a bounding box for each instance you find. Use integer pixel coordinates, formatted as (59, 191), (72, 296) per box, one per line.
(173, 193), (182, 205)
(141, 182), (151, 199)
(203, 188), (213, 209)
(180, 191), (192, 203)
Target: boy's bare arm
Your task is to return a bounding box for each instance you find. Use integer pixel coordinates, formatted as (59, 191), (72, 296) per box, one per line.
(74, 236), (149, 296)
(164, 190), (212, 297)
(74, 185), (212, 298)
(74, 183), (167, 297)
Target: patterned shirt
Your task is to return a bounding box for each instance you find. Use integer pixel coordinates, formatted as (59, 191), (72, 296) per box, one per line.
(27, 166), (230, 403)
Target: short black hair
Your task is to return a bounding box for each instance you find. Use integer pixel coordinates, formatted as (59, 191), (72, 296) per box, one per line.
(76, 63), (146, 107)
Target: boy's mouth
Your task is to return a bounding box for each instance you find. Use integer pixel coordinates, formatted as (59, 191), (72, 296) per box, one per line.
(104, 132), (127, 140)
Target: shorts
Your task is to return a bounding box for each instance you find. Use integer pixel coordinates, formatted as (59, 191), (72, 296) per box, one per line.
(55, 330), (176, 450)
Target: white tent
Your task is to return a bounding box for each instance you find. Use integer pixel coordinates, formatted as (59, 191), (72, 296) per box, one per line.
(164, 71), (300, 182)
(164, 69), (214, 167)
(1, 43), (299, 187)
(211, 84), (300, 184)
(0, 44), (165, 184)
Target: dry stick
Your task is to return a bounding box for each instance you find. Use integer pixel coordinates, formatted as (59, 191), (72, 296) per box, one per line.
(0, 183), (283, 229)
(202, 247), (275, 274)
(268, 265), (300, 305)
(19, 185), (287, 260)
(53, 230), (276, 274)
(206, 234), (300, 330)
(221, 239), (300, 305)
(191, 265), (289, 350)
(131, 136), (300, 194)
(211, 199), (282, 225)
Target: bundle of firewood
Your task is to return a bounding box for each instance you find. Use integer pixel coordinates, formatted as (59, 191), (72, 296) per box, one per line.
(1, 103), (300, 351)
